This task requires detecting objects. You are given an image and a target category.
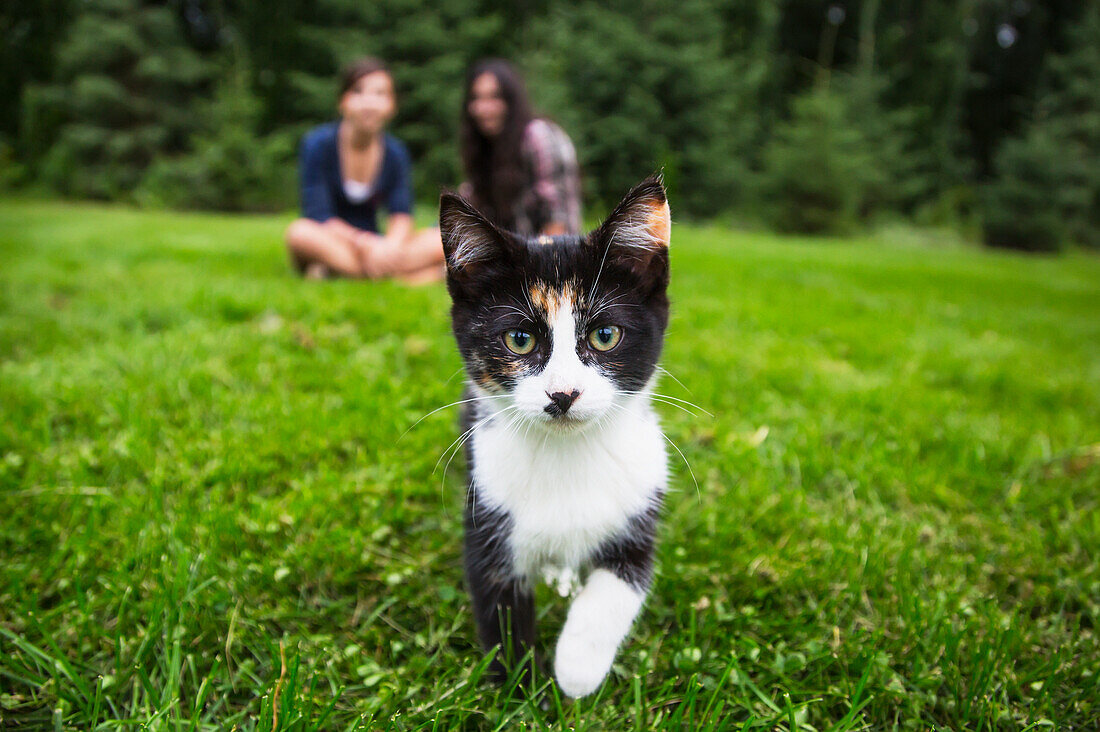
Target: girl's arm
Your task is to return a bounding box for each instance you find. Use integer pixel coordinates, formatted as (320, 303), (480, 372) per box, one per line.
(382, 212), (413, 246)
(323, 217), (366, 240)
(300, 132), (337, 224)
(369, 214), (444, 276)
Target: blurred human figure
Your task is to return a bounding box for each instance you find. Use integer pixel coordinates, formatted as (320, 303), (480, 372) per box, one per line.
(459, 59), (582, 236)
(285, 57), (444, 282)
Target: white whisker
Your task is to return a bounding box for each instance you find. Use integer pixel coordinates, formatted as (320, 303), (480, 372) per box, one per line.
(590, 236), (613, 298)
(656, 365), (691, 395)
(402, 394), (508, 439)
(661, 430), (701, 502)
(437, 404), (521, 520)
(521, 276), (536, 316)
(434, 404), (516, 475)
(489, 302), (535, 320)
(617, 389), (713, 418)
(587, 287), (626, 318)
(646, 397), (707, 419)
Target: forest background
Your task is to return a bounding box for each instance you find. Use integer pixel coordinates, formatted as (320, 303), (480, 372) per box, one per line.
(2, 0), (1098, 250)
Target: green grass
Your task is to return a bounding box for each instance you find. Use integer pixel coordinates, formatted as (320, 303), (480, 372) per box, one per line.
(1, 198), (1098, 730)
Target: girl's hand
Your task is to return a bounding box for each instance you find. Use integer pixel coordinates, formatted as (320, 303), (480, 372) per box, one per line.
(353, 232), (385, 278)
(357, 233), (409, 279)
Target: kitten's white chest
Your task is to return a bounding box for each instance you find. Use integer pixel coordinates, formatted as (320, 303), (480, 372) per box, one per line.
(470, 401), (667, 581)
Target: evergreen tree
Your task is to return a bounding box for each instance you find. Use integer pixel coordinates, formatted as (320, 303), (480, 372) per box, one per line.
(758, 86), (875, 234)
(833, 73), (917, 220)
(981, 5), (1099, 251)
(880, 2), (975, 209)
(981, 127), (1085, 252)
(0, 0), (74, 155)
(1036, 5), (1100, 247)
(22, 0), (213, 200)
(137, 62), (296, 212)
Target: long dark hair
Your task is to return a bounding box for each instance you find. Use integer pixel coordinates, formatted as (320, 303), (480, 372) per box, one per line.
(460, 59), (534, 228)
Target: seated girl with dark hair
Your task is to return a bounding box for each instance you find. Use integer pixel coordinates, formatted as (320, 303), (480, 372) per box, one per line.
(284, 57), (444, 282)
(410, 59), (584, 257)
(460, 58), (582, 236)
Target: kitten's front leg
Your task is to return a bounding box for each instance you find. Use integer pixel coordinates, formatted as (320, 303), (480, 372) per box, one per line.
(554, 519), (656, 698)
(554, 568), (647, 698)
(464, 499), (535, 681)
(468, 574), (535, 681)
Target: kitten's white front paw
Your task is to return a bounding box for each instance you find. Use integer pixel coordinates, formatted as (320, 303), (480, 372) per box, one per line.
(554, 630), (615, 698)
(553, 569), (646, 698)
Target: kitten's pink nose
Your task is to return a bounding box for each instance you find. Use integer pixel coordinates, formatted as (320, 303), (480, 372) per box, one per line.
(545, 390), (580, 417)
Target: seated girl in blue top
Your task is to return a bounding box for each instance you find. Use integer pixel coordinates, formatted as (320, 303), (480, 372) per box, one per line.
(285, 58), (444, 281)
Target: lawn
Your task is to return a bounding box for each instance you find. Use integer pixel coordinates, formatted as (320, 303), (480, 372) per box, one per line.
(1, 199), (1098, 730)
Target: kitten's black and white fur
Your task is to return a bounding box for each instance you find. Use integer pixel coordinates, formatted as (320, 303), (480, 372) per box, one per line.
(439, 177), (671, 699)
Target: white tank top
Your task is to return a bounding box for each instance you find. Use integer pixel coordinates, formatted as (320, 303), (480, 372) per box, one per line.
(343, 179), (373, 204)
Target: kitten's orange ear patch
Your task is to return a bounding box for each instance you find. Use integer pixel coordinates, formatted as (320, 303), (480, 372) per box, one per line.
(591, 177), (671, 291)
(645, 200), (671, 248)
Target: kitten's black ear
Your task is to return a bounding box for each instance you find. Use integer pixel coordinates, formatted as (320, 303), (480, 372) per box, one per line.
(439, 193), (512, 286)
(591, 176), (671, 292)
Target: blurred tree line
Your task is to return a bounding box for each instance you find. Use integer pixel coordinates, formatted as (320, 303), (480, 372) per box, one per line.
(2, 0), (1097, 250)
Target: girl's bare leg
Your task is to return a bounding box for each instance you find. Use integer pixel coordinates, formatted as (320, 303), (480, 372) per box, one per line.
(396, 261), (446, 285)
(371, 227), (445, 279)
(285, 218), (364, 277)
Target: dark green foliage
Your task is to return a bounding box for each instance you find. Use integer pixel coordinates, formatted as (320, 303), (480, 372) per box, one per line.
(848, 1), (966, 217)
(0, 0), (73, 150)
(1034, 6), (1100, 248)
(981, 128), (1087, 252)
(23, 0), (212, 200)
(757, 86), (874, 234)
(981, 6), (1100, 252)
(832, 71), (925, 220)
(0, 141), (25, 189)
(137, 67), (297, 212)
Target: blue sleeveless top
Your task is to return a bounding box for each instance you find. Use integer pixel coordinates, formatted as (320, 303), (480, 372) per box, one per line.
(298, 122), (413, 232)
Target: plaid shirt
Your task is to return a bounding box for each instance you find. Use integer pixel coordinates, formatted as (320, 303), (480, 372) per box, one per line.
(512, 119), (582, 236)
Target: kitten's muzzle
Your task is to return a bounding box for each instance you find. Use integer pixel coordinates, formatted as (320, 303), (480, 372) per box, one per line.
(544, 390), (581, 418)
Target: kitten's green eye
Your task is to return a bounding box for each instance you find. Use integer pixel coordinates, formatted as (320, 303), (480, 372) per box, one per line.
(588, 325), (623, 352)
(503, 329), (537, 355)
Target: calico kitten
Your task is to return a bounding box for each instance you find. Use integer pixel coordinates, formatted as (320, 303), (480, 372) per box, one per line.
(439, 177), (671, 699)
